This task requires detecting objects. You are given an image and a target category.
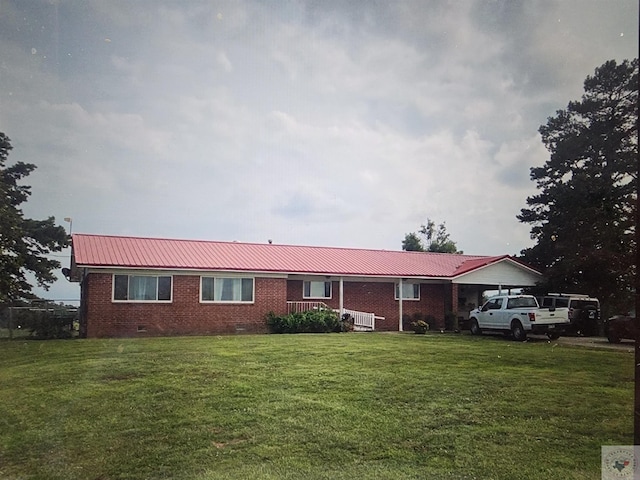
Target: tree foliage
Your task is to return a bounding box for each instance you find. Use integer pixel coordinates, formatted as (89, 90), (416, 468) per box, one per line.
(419, 219), (461, 254)
(402, 219), (461, 253)
(401, 232), (424, 252)
(518, 59), (638, 314)
(0, 133), (69, 303)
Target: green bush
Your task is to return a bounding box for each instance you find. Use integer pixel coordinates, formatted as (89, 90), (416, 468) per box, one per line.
(266, 309), (350, 334)
(411, 320), (429, 334)
(408, 313), (437, 333)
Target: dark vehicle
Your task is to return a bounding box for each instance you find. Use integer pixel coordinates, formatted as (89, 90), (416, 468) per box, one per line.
(537, 293), (600, 336)
(605, 315), (636, 343)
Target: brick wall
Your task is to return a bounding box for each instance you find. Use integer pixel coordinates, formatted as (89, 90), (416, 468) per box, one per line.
(83, 273), (448, 337)
(451, 284), (459, 316)
(287, 280), (446, 331)
(84, 273), (287, 338)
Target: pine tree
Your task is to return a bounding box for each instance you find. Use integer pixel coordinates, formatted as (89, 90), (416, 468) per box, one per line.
(518, 59), (638, 315)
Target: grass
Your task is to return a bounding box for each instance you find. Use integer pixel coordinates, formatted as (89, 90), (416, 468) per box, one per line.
(0, 333), (633, 479)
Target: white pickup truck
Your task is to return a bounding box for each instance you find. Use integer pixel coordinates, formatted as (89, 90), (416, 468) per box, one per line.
(468, 294), (570, 341)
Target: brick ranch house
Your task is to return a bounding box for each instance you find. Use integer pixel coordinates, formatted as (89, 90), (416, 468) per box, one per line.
(69, 234), (543, 338)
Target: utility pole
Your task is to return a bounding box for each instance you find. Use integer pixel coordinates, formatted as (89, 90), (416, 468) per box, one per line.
(635, 190), (639, 445)
(634, 58), (639, 445)
(8, 306), (13, 340)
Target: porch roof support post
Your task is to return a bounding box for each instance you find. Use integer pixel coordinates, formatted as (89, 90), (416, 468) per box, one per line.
(339, 277), (344, 317)
(398, 278), (403, 332)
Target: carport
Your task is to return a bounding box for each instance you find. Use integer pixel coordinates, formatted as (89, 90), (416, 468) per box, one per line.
(446, 256), (544, 329)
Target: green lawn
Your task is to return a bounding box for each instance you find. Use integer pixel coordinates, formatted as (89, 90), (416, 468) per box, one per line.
(0, 333), (633, 479)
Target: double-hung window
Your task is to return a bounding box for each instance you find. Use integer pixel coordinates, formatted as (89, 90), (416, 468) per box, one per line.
(303, 280), (332, 299)
(201, 277), (254, 303)
(113, 274), (172, 302)
(395, 283), (420, 300)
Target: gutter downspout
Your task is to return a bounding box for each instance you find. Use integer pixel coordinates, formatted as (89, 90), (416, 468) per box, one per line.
(339, 277), (344, 318)
(398, 278), (403, 332)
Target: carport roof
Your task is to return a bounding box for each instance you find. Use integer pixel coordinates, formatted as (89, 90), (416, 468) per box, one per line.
(71, 233), (537, 279)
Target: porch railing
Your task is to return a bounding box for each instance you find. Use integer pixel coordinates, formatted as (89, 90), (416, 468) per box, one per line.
(286, 301), (330, 314)
(285, 302), (379, 331)
(342, 308), (375, 331)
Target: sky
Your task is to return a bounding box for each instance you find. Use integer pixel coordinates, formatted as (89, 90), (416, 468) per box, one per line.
(0, 0), (638, 303)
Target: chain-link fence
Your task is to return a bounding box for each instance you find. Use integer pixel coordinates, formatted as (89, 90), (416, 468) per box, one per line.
(0, 302), (79, 339)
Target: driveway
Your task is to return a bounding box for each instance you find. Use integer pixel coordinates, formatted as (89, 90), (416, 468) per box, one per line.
(530, 334), (635, 352)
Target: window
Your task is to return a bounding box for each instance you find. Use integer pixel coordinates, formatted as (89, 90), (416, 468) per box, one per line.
(481, 298), (503, 311)
(395, 283), (420, 300)
(201, 277), (254, 303)
(571, 300), (598, 309)
(113, 274), (172, 302)
(506, 297), (537, 309)
(540, 297), (554, 308)
(303, 280), (332, 299)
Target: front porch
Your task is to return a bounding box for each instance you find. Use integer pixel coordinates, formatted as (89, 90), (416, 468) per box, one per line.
(286, 277), (447, 332)
(286, 255), (544, 333)
(286, 301), (381, 332)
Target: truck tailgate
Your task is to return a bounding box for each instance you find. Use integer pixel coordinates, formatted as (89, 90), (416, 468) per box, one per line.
(533, 308), (570, 324)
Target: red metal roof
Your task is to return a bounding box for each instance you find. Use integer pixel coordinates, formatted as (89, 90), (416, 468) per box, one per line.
(71, 233), (521, 278)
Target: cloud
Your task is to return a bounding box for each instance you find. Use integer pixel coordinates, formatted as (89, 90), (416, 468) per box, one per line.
(216, 51), (233, 72)
(0, 0), (637, 301)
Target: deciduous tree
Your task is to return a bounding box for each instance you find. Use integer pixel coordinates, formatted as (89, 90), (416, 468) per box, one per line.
(419, 219), (461, 254)
(402, 219), (461, 254)
(0, 133), (69, 303)
(401, 232), (424, 252)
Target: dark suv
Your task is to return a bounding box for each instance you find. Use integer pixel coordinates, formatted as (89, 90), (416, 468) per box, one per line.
(537, 294), (600, 336)
(605, 315), (635, 343)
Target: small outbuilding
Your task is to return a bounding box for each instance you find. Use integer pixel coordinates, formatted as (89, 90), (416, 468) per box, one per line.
(69, 234), (543, 338)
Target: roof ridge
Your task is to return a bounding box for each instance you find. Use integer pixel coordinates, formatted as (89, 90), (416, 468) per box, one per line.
(72, 233), (496, 258)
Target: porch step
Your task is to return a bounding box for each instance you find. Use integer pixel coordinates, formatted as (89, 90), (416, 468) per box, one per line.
(353, 325), (374, 332)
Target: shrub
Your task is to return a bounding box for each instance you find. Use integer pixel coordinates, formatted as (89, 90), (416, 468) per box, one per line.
(266, 309), (348, 334)
(411, 320), (429, 334)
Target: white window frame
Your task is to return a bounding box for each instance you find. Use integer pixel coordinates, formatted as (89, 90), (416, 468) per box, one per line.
(395, 283), (420, 301)
(112, 274), (173, 303)
(303, 280), (332, 299)
(200, 276), (255, 304)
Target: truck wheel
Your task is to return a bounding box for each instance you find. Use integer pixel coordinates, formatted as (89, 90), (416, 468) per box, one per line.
(607, 331), (621, 344)
(469, 319), (482, 336)
(511, 320), (527, 342)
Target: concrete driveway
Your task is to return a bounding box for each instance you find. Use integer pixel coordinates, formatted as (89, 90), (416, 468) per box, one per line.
(529, 334), (635, 352)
